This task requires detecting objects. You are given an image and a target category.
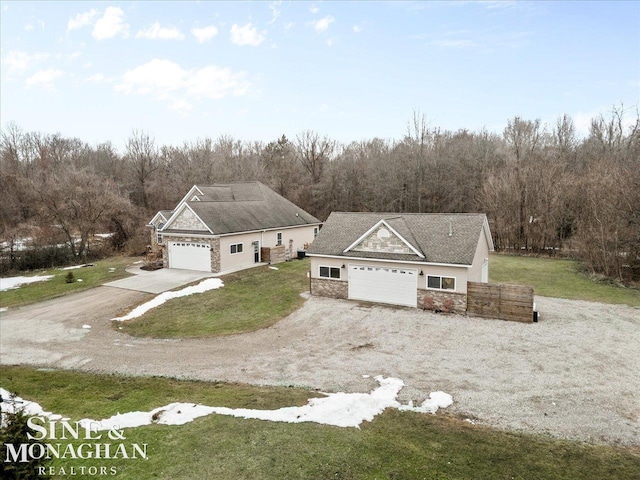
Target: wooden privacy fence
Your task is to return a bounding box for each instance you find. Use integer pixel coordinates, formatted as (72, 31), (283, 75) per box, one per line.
(467, 282), (534, 323)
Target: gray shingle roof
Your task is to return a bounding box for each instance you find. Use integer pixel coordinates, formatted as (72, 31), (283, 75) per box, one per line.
(307, 212), (489, 265)
(164, 182), (320, 235)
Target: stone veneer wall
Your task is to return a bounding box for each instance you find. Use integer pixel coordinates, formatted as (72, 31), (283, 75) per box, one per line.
(210, 237), (220, 273)
(353, 225), (413, 254)
(417, 289), (467, 314)
(170, 208), (207, 231)
(310, 278), (348, 299)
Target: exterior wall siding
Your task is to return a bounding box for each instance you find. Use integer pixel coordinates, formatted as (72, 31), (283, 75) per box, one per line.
(309, 255), (469, 313)
(310, 277), (348, 299)
(309, 256), (468, 293)
(417, 289), (467, 314)
(169, 207), (208, 231)
(468, 229), (490, 283)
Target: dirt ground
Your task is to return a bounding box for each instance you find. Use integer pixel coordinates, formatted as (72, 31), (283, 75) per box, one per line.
(1, 287), (638, 446)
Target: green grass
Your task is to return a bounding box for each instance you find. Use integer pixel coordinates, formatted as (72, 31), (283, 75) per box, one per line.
(1, 366), (638, 480)
(0, 256), (141, 309)
(490, 254), (640, 307)
(118, 259), (310, 338)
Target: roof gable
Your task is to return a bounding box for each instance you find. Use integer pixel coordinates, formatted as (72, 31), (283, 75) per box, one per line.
(344, 219), (424, 258)
(159, 182), (321, 235)
(163, 204), (212, 233)
(308, 212), (491, 266)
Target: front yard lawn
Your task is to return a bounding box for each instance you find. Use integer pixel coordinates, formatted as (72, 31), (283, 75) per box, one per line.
(490, 254), (640, 307)
(117, 259), (310, 338)
(1, 367), (638, 480)
(0, 256), (140, 309)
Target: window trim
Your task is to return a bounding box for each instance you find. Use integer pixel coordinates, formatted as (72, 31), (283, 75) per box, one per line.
(276, 232), (283, 246)
(318, 265), (341, 280)
(157, 234), (163, 244)
(230, 243), (244, 255)
(426, 275), (456, 291)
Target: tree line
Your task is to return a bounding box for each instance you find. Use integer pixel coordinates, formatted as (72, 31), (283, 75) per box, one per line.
(1, 106), (638, 281)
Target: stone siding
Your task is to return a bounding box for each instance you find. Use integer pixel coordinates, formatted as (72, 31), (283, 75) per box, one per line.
(311, 278), (348, 299)
(210, 237), (221, 273)
(417, 289), (467, 314)
(353, 225), (413, 254)
(170, 208), (207, 231)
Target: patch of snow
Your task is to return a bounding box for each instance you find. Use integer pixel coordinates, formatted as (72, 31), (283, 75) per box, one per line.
(133, 261), (143, 264)
(2, 377), (453, 431)
(0, 275), (54, 291)
(82, 325), (91, 329)
(94, 233), (114, 238)
(109, 268), (116, 272)
(269, 266), (279, 270)
(0, 388), (66, 424)
(60, 264), (93, 270)
(362, 374), (370, 378)
(112, 278), (224, 321)
(77, 279), (83, 282)
(0, 307), (7, 313)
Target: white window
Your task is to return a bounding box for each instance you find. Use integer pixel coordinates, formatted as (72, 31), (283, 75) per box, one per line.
(276, 232), (283, 246)
(427, 275), (456, 291)
(230, 243), (243, 254)
(319, 266), (341, 279)
(313, 227), (319, 238)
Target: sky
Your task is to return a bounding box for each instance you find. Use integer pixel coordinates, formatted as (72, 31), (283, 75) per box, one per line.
(1, 1), (639, 151)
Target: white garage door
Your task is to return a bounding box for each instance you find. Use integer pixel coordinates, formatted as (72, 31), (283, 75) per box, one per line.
(168, 242), (211, 272)
(348, 264), (417, 307)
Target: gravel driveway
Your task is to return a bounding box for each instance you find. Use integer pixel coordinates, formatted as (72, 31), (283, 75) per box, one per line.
(1, 288), (638, 446)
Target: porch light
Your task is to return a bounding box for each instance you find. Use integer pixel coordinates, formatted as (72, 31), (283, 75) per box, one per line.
(419, 270), (424, 276)
(341, 264), (346, 269)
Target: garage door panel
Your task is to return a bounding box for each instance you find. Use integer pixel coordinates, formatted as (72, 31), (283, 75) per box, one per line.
(348, 265), (417, 307)
(168, 242), (211, 272)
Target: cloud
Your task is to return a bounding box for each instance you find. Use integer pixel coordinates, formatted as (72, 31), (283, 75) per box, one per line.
(310, 15), (334, 33)
(191, 25), (218, 44)
(136, 22), (185, 40)
(2, 51), (49, 77)
(68, 9), (99, 31)
(85, 73), (112, 83)
(309, 5), (319, 14)
(268, 1), (281, 25)
(26, 68), (63, 90)
(24, 23), (33, 31)
(230, 23), (265, 46)
(92, 7), (129, 40)
(353, 25), (362, 33)
(115, 59), (250, 113)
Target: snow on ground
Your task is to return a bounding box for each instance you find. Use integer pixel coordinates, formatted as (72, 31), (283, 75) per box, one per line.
(60, 264), (93, 270)
(1, 377), (452, 430)
(269, 266), (279, 270)
(0, 388), (66, 424)
(112, 278), (224, 321)
(0, 308), (7, 313)
(0, 275), (54, 291)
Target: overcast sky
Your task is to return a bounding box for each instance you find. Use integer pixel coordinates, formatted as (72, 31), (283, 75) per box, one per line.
(1, 1), (639, 151)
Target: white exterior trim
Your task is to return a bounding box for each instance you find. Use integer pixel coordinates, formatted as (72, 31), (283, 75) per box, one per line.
(307, 253), (471, 268)
(161, 203), (214, 234)
(483, 215), (495, 252)
(216, 223), (322, 237)
(318, 264), (342, 280)
(160, 232), (215, 239)
(343, 219), (424, 258)
(147, 211), (169, 226)
(175, 185), (204, 210)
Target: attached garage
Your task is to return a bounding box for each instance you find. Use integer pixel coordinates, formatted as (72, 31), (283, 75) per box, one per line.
(348, 264), (418, 307)
(168, 242), (211, 272)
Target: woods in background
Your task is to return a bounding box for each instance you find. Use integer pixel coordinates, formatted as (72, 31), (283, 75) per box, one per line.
(1, 106), (638, 282)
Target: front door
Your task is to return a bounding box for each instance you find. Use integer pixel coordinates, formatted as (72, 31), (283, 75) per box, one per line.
(253, 241), (260, 263)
